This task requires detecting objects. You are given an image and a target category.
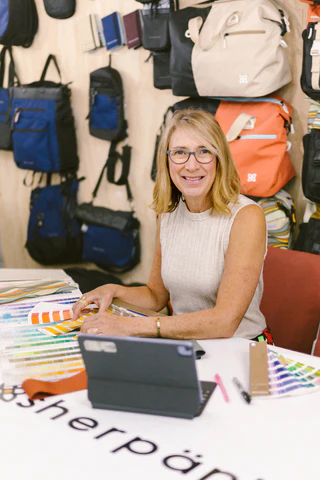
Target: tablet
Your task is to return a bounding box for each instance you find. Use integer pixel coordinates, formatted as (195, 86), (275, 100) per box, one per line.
(78, 335), (216, 419)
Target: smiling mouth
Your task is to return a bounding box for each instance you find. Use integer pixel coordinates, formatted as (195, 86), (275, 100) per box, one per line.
(183, 176), (203, 181)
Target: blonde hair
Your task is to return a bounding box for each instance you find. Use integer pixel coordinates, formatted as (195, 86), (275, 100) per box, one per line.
(151, 108), (241, 215)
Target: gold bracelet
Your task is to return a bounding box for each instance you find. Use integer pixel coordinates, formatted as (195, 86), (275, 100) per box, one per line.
(156, 318), (161, 338)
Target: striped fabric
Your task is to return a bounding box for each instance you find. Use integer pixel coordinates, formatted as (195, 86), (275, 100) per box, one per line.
(257, 189), (296, 249)
(308, 102), (320, 131)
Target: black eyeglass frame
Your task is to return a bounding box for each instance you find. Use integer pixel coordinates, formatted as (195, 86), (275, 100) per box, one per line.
(167, 147), (217, 165)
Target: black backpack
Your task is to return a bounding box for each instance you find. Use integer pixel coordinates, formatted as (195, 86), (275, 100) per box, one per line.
(301, 21), (320, 101)
(302, 129), (320, 203)
(43, 0), (76, 19)
(142, 0), (177, 53)
(87, 57), (127, 142)
(0, 0), (38, 48)
(295, 216), (320, 255)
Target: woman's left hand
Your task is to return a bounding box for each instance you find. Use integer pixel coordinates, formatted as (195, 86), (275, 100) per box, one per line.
(80, 311), (132, 336)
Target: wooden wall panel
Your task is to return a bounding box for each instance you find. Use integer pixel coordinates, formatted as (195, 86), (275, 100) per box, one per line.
(0, 0), (309, 283)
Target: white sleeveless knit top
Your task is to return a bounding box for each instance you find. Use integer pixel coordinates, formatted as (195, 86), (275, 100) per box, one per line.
(160, 195), (267, 339)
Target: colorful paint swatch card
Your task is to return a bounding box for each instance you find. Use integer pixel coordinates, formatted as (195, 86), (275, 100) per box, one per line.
(250, 341), (320, 398)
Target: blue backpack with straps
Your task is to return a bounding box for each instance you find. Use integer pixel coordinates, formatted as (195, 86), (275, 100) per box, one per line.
(0, 45), (19, 150)
(26, 176), (83, 265)
(10, 54), (79, 174)
(87, 57), (127, 142)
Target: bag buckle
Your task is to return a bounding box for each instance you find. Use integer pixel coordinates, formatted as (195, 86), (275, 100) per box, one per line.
(244, 118), (256, 130)
(311, 40), (320, 56)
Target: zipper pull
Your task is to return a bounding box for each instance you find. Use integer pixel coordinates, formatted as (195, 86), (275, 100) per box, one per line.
(37, 212), (44, 228)
(14, 107), (21, 124)
(223, 34), (228, 49)
(11, 107), (21, 129)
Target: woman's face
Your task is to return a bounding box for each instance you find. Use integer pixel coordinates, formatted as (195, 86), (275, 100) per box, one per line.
(168, 127), (217, 212)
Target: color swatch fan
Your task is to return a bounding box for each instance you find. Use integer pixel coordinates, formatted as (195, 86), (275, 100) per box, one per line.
(250, 341), (320, 398)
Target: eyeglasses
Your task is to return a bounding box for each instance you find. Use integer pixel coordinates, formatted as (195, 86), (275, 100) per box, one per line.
(167, 147), (216, 165)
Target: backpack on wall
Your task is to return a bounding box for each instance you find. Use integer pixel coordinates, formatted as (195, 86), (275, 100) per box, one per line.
(10, 54), (79, 174)
(43, 0), (76, 19)
(0, 0), (38, 48)
(0, 46), (19, 151)
(26, 177), (83, 265)
(295, 211), (320, 255)
(142, 0), (176, 53)
(301, 21), (320, 101)
(302, 128), (320, 204)
(87, 57), (127, 142)
(155, 95), (295, 197)
(256, 189), (296, 249)
(169, 0), (291, 97)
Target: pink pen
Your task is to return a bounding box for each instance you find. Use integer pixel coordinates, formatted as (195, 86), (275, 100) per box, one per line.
(215, 373), (230, 403)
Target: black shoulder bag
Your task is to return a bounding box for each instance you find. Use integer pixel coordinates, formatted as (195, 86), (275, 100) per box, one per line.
(75, 143), (141, 273)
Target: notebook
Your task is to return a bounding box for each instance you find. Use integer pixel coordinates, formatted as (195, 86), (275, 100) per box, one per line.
(78, 335), (216, 419)
(101, 12), (126, 52)
(78, 14), (104, 53)
(123, 10), (143, 49)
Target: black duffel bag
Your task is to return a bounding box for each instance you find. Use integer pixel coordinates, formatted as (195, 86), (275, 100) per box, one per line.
(75, 143), (141, 273)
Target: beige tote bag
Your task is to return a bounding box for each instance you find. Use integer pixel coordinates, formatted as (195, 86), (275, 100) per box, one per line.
(187, 0), (291, 97)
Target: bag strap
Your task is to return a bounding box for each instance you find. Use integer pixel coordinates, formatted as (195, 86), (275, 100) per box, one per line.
(311, 23), (320, 91)
(225, 113), (256, 142)
(40, 54), (62, 82)
(188, 16), (204, 45)
(0, 46), (20, 88)
(91, 140), (134, 210)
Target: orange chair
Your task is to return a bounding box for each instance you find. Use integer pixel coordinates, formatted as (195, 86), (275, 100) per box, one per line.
(260, 247), (320, 355)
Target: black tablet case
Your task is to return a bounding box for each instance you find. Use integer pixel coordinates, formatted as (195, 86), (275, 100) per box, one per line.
(78, 335), (215, 419)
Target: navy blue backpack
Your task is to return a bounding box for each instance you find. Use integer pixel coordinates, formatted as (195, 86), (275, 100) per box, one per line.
(10, 54), (79, 174)
(0, 0), (38, 48)
(87, 57), (127, 142)
(0, 45), (19, 151)
(26, 176), (83, 265)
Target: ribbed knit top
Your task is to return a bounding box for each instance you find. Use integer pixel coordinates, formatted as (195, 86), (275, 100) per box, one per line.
(160, 195), (267, 339)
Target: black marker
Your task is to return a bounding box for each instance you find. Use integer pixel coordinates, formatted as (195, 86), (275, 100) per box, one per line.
(233, 377), (251, 404)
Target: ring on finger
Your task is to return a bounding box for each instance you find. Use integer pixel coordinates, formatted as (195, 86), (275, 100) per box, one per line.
(92, 327), (99, 334)
(78, 299), (89, 307)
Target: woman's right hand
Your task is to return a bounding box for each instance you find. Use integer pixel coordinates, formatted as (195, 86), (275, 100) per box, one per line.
(72, 285), (116, 320)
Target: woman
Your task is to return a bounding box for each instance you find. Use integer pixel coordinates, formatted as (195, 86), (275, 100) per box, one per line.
(73, 108), (271, 342)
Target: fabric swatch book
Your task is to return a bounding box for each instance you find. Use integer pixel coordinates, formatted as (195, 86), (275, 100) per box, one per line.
(123, 10), (143, 49)
(101, 12), (126, 52)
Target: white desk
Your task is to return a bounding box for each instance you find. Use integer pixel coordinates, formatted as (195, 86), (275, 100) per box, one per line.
(0, 337), (319, 479)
